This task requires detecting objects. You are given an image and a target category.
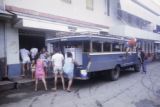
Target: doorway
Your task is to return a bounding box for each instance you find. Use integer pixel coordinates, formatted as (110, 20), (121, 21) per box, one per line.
(19, 30), (45, 51)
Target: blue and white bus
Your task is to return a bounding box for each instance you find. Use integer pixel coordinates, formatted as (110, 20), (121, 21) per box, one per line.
(46, 34), (140, 81)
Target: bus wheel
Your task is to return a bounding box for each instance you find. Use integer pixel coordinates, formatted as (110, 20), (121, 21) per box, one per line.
(133, 64), (140, 72)
(109, 66), (120, 81)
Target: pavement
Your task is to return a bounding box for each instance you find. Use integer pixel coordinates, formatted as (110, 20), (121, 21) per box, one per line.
(0, 81), (15, 92)
(0, 75), (53, 91)
(0, 61), (160, 107)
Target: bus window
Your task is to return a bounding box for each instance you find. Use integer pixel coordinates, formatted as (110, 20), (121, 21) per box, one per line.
(83, 41), (90, 52)
(103, 42), (110, 52)
(93, 42), (101, 52)
(121, 44), (126, 52)
(112, 43), (121, 52)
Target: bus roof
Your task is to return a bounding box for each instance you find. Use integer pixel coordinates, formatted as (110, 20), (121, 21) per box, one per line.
(46, 34), (128, 43)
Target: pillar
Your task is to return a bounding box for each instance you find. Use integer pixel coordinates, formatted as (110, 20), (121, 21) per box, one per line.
(5, 23), (21, 78)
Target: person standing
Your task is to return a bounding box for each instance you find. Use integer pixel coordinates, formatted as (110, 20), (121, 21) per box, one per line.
(31, 60), (36, 79)
(35, 56), (48, 91)
(40, 48), (48, 77)
(63, 52), (75, 92)
(30, 47), (38, 61)
(51, 48), (65, 91)
(30, 47), (38, 79)
(138, 48), (146, 73)
(20, 48), (30, 77)
(125, 38), (137, 54)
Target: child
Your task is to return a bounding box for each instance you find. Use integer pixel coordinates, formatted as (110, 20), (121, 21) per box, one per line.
(63, 52), (76, 92)
(40, 48), (48, 77)
(35, 57), (48, 91)
(31, 60), (36, 79)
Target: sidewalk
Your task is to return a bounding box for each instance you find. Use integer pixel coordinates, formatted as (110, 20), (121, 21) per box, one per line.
(0, 76), (54, 92)
(0, 80), (15, 92)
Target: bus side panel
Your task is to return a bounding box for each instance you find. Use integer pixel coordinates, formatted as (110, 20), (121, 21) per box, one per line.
(121, 53), (139, 67)
(89, 53), (123, 72)
(73, 53), (139, 79)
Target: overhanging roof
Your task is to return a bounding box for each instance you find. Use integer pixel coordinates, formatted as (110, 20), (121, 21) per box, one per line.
(14, 15), (109, 33)
(0, 9), (12, 20)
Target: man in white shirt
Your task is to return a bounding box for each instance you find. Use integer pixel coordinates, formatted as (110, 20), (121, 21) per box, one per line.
(51, 48), (65, 91)
(30, 47), (38, 61)
(20, 48), (30, 77)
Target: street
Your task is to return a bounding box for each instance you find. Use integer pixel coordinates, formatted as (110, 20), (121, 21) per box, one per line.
(0, 62), (160, 107)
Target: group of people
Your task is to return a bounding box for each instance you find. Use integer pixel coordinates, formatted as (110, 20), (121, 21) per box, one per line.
(20, 47), (76, 92)
(20, 47), (48, 78)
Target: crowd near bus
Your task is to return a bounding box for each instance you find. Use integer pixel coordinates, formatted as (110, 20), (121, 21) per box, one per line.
(20, 47), (75, 92)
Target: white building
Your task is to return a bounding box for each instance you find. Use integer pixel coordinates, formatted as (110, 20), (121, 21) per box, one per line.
(109, 0), (160, 53)
(0, 0), (160, 79)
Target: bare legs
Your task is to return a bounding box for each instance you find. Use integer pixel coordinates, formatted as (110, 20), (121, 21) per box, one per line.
(22, 63), (30, 77)
(35, 77), (48, 91)
(32, 72), (35, 79)
(67, 79), (73, 92)
(22, 64), (25, 77)
(42, 77), (48, 90)
(53, 73), (58, 90)
(53, 72), (65, 91)
(60, 73), (65, 90)
(44, 67), (48, 77)
(35, 79), (38, 91)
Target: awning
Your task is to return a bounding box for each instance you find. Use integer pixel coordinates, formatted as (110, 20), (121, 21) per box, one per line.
(0, 9), (12, 20)
(14, 15), (109, 33)
(109, 25), (160, 41)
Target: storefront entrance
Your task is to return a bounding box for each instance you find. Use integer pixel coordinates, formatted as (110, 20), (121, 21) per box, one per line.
(19, 30), (45, 51)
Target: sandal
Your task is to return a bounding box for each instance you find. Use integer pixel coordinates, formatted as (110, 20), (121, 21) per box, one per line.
(66, 89), (71, 92)
(51, 88), (57, 91)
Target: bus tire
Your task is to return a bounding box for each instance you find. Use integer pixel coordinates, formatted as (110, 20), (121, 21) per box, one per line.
(133, 64), (140, 72)
(109, 66), (120, 81)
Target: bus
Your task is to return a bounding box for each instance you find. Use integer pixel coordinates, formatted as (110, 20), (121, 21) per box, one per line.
(46, 34), (140, 81)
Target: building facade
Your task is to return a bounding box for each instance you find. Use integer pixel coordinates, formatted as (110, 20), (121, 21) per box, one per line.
(109, 0), (160, 54)
(0, 0), (160, 79)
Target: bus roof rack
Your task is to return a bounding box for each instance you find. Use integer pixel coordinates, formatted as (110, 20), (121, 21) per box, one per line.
(46, 34), (128, 43)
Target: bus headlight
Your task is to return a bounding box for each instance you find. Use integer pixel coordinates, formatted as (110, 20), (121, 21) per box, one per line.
(80, 70), (87, 77)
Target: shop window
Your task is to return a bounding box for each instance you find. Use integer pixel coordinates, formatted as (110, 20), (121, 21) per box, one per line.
(83, 41), (90, 52)
(61, 0), (71, 4)
(86, 0), (94, 10)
